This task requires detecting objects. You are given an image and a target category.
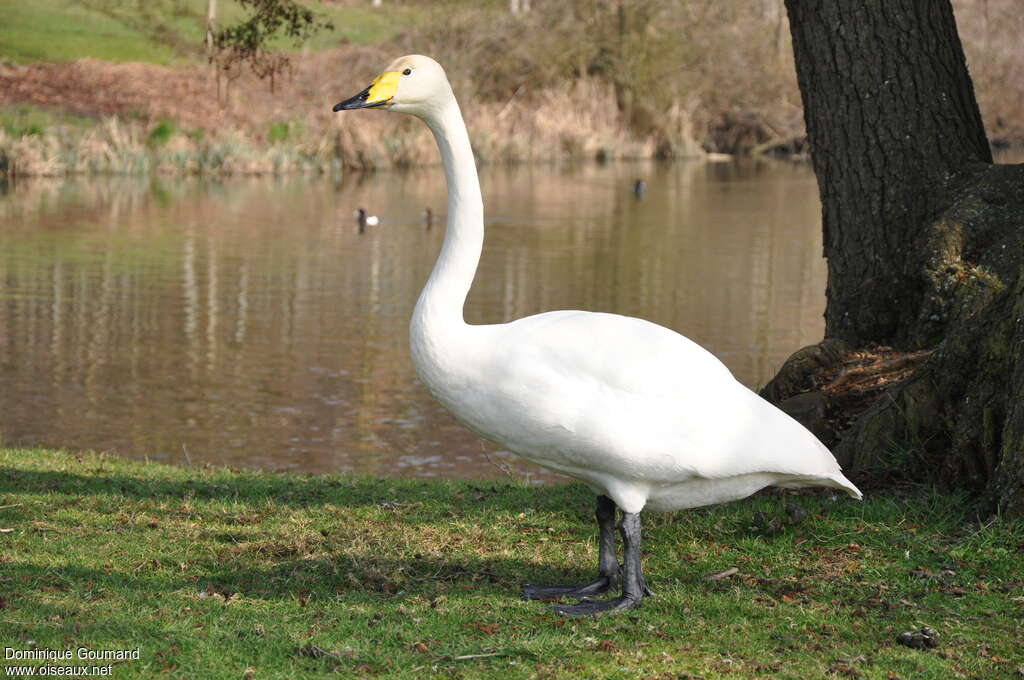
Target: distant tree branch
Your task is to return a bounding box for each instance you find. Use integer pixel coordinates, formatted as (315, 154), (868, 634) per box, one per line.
(211, 0), (333, 92)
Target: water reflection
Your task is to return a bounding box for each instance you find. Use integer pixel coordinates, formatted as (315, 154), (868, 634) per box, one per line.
(0, 161), (825, 481)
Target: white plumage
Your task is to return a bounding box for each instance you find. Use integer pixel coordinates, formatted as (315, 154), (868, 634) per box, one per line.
(335, 55), (860, 616)
(415, 309), (859, 513)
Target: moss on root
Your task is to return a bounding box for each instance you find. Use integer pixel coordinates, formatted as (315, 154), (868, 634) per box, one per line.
(767, 163), (1024, 515)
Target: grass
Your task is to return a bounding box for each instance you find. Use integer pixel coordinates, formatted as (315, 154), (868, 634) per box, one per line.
(0, 0), (178, 64)
(1, 449), (1021, 678)
(0, 104), (97, 138)
(0, 0), (422, 65)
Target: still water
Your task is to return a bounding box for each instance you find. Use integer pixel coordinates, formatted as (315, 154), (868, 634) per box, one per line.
(0, 161), (824, 481)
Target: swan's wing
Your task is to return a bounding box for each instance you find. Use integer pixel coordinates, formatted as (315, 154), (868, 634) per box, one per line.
(476, 310), (856, 492)
(489, 310), (734, 397)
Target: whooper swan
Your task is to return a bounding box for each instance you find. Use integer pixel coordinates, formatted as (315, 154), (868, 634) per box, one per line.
(334, 55), (861, 617)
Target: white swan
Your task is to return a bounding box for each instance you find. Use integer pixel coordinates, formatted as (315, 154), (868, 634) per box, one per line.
(334, 55), (861, 616)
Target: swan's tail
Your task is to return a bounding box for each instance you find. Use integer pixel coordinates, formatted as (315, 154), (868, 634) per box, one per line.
(776, 472), (863, 500)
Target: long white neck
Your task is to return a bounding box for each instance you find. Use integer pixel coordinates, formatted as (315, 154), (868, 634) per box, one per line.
(412, 98), (483, 337)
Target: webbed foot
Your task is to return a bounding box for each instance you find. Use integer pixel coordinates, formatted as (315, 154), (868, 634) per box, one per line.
(553, 594), (642, 617)
(521, 575), (614, 601)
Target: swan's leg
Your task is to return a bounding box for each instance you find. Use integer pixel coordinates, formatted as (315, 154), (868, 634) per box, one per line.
(552, 511), (647, 616)
(521, 495), (619, 600)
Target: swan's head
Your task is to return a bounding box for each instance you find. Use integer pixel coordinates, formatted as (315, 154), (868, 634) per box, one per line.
(333, 55), (453, 118)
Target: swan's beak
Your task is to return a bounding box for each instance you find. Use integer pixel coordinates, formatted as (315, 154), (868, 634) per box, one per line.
(333, 71), (400, 111)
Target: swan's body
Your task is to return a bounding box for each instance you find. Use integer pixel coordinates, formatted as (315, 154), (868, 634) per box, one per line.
(413, 308), (855, 513)
(335, 55), (860, 616)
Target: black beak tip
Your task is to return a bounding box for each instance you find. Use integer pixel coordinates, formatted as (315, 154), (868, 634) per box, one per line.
(333, 86), (374, 113)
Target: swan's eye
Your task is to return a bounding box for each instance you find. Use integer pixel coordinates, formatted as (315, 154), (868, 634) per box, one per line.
(402, 68), (412, 76)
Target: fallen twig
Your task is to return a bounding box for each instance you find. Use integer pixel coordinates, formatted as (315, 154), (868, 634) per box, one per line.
(451, 652), (505, 661)
(705, 567), (739, 581)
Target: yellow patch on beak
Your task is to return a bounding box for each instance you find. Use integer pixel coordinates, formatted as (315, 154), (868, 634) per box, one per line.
(366, 71), (401, 106)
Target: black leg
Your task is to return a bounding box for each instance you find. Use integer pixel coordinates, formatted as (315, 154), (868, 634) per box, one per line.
(552, 511), (648, 616)
(521, 495), (620, 600)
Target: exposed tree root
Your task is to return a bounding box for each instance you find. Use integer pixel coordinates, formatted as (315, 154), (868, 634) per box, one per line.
(764, 163), (1024, 514)
(761, 343), (934, 449)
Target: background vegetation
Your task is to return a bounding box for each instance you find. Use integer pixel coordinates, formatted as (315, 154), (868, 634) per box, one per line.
(0, 0), (1020, 175)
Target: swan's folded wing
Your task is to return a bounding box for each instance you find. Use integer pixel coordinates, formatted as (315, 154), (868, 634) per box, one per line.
(490, 310), (735, 397)
(480, 310), (859, 497)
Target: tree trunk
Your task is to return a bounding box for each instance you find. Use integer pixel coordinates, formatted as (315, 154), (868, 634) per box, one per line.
(786, 0), (991, 346)
(206, 0), (217, 57)
(774, 0), (1024, 513)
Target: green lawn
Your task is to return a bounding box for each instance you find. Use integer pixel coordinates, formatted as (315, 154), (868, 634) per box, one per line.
(0, 448), (1021, 678)
(0, 103), (98, 137)
(0, 0), (178, 64)
(0, 0), (420, 65)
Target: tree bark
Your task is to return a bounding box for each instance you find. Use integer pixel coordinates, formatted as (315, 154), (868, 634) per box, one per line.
(831, 163), (1024, 512)
(206, 0), (217, 57)
(777, 0), (1024, 513)
(786, 0), (991, 346)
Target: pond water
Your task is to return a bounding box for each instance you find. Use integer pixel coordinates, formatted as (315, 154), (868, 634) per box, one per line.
(0, 160), (825, 481)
